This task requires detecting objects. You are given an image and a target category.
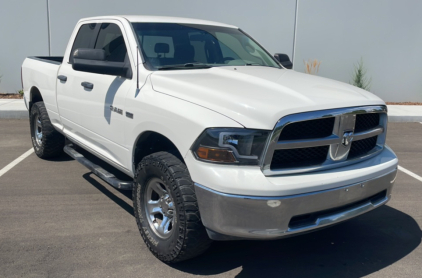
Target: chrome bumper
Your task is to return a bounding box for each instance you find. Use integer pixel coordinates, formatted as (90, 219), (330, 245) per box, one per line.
(195, 168), (397, 240)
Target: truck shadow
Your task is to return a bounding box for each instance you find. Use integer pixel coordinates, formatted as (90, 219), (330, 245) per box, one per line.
(173, 206), (421, 278)
(43, 153), (74, 162)
(77, 155), (421, 278)
(83, 173), (134, 216)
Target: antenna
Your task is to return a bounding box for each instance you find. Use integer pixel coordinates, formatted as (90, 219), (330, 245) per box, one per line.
(136, 46), (139, 90)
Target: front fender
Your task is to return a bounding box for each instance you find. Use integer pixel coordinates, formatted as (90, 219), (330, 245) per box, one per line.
(124, 76), (243, 173)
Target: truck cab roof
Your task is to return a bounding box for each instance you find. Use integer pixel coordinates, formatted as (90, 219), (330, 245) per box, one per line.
(78, 15), (238, 29)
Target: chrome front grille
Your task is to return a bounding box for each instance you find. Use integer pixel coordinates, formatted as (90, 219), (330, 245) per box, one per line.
(348, 135), (378, 159)
(355, 113), (380, 133)
(278, 117), (335, 141)
(261, 106), (387, 176)
(271, 146), (329, 169)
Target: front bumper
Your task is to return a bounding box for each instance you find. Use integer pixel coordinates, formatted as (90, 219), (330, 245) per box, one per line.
(195, 168), (397, 240)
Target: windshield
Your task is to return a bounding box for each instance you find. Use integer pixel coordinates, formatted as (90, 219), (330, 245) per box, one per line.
(131, 23), (281, 70)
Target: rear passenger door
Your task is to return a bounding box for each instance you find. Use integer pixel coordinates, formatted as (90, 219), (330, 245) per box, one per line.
(57, 21), (135, 170)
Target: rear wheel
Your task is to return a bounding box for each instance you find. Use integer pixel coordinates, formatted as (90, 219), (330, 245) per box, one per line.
(133, 151), (212, 263)
(30, 102), (64, 158)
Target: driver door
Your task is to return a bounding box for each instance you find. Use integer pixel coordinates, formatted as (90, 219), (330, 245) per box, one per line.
(57, 21), (134, 170)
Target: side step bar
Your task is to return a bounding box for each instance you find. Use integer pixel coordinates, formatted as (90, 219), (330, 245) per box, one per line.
(64, 144), (134, 190)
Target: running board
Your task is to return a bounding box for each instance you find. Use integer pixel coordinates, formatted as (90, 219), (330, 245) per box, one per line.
(64, 144), (134, 190)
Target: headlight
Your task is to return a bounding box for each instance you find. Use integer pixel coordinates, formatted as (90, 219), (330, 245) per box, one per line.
(191, 128), (270, 165)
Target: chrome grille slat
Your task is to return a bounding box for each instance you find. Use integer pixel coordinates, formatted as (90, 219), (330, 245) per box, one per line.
(275, 126), (384, 150)
(261, 106), (387, 176)
(353, 126), (384, 141)
(275, 134), (340, 149)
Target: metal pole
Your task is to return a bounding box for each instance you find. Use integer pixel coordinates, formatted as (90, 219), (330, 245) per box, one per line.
(46, 0), (51, 56)
(291, 0), (299, 68)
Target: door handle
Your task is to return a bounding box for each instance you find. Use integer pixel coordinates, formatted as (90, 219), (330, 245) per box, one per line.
(81, 82), (94, 90)
(57, 75), (67, 82)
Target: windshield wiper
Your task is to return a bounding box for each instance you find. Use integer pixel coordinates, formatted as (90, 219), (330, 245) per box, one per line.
(245, 63), (279, 68)
(157, 63), (213, 70)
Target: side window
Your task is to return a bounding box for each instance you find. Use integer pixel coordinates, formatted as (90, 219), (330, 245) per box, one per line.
(94, 23), (128, 62)
(70, 23), (97, 63)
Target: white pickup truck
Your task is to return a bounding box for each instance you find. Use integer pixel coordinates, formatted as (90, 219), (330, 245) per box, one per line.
(21, 15), (398, 262)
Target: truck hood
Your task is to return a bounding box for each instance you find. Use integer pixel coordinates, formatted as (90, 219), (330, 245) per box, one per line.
(150, 66), (385, 129)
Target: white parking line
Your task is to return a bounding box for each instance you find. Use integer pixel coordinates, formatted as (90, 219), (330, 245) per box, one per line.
(0, 148), (34, 178)
(398, 165), (422, 182)
(3, 148), (422, 185)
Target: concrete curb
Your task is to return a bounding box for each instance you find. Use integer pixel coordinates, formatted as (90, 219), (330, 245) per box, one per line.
(0, 99), (28, 119)
(388, 116), (422, 123)
(387, 105), (422, 123)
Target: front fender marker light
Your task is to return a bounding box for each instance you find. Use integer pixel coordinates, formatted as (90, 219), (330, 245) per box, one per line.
(196, 146), (237, 163)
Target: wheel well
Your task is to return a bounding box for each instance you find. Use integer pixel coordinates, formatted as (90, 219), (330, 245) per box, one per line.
(133, 132), (185, 168)
(29, 87), (43, 110)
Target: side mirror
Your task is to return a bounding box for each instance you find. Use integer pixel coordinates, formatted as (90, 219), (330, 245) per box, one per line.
(73, 48), (106, 61)
(72, 48), (131, 78)
(274, 53), (293, 69)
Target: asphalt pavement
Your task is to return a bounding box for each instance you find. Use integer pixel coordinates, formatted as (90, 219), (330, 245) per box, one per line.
(0, 119), (421, 278)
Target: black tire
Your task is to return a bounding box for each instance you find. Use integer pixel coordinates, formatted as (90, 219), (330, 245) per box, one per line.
(133, 151), (212, 263)
(30, 102), (65, 158)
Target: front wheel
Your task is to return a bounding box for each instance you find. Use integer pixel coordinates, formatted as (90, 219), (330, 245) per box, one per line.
(133, 151), (212, 263)
(30, 102), (64, 158)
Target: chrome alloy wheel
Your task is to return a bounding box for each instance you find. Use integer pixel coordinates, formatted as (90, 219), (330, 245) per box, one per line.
(144, 178), (175, 239)
(34, 116), (43, 146)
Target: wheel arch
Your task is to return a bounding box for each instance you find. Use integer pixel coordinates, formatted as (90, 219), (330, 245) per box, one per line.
(132, 130), (185, 172)
(29, 86), (43, 110)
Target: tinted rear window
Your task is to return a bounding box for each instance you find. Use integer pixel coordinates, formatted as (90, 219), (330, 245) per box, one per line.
(70, 23), (97, 63)
(94, 23), (128, 62)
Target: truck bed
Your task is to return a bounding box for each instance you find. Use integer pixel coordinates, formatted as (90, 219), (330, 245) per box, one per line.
(28, 56), (63, 65)
(22, 56), (63, 121)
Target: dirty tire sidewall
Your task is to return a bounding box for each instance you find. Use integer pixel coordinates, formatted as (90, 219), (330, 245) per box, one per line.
(30, 102), (64, 158)
(133, 152), (212, 263)
(30, 103), (44, 156)
(135, 163), (180, 258)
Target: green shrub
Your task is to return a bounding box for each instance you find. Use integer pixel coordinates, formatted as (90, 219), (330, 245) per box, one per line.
(351, 58), (371, 91)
